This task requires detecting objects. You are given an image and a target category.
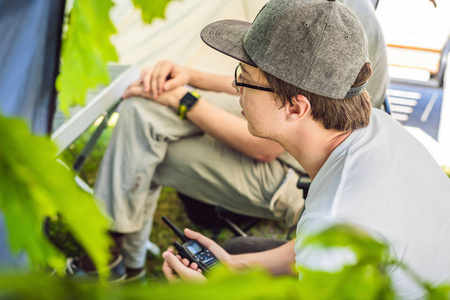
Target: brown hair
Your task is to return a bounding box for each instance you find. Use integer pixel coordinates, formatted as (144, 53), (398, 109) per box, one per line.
(264, 62), (372, 132)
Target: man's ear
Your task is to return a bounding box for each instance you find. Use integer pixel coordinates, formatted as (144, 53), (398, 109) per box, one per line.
(285, 94), (310, 121)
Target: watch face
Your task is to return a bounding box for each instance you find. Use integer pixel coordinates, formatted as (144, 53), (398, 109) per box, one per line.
(181, 92), (200, 107)
(178, 92), (201, 119)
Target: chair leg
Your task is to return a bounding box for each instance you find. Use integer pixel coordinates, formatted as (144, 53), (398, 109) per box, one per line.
(220, 217), (248, 237)
(177, 192), (261, 238)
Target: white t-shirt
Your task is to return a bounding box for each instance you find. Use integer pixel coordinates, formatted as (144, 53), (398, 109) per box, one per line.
(294, 109), (450, 299)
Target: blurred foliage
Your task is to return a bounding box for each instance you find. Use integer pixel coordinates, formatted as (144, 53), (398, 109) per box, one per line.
(1, 224), (449, 299)
(297, 225), (393, 299)
(131, 0), (177, 23)
(46, 216), (85, 259)
(56, 0), (118, 114)
(0, 115), (111, 278)
(56, 0), (176, 113)
(296, 225), (450, 299)
(0, 270), (297, 300)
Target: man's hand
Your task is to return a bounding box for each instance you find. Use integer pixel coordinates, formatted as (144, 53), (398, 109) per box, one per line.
(162, 247), (206, 283)
(122, 80), (188, 109)
(140, 60), (191, 99)
(161, 228), (246, 283)
(183, 229), (236, 266)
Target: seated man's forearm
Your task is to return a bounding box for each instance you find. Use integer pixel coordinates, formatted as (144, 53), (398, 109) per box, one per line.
(186, 98), (285, 162)
(186, 67), (237, 95)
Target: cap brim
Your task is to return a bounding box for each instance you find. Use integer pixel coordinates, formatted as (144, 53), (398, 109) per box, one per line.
(201, 20), (257, 67)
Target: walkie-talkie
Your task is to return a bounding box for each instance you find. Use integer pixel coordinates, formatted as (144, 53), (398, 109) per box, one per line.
(162, 216), (222, 273)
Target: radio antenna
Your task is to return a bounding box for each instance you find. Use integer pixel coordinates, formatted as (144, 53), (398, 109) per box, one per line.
(162, 216), (189, 243)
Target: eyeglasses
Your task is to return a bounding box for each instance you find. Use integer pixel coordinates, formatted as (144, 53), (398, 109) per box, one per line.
(234, 64), (274, 94)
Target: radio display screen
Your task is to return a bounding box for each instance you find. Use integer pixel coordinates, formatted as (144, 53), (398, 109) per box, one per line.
(187, 243), (203, 255)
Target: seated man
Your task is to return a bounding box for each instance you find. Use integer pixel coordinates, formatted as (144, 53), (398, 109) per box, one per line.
(161, 0), (450, 298)
(92, 0), (388, 279)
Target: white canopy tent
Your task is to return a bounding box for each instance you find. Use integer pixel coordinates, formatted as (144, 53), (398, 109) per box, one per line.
(110, 0), (267, 73)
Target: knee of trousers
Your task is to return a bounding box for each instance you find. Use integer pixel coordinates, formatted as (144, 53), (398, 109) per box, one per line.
(118, 97), (200, 141)
(269, 169), (305, 227)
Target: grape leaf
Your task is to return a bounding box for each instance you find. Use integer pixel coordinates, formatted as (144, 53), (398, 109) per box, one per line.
(1, 268), (448, 300)
(56, 0), (118, 114)
(0, 115), (111, 278)
(131, 0), (177, 23)
(55, 0), (179, 112)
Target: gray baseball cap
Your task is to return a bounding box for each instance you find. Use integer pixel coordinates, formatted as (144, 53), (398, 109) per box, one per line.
(201, 0), (370, 99)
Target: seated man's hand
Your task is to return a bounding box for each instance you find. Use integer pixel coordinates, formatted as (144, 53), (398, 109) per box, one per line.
(140, 60), (191, 99)
(122, 81), (188, 109)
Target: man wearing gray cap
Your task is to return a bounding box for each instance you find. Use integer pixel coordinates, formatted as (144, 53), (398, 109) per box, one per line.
(161, 0), (450, 297)
(92, 0), (388, 280)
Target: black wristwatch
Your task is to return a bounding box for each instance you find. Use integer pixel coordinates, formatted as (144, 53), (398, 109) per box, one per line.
(178, 91), (201, 120)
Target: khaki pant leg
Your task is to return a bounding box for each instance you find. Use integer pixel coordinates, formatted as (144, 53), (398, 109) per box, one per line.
(153, 134), (304, 226)
(94, 97), (201, 233)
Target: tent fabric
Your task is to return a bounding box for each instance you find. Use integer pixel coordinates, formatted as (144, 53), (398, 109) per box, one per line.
(110, 0), (266, 73)
(0, 0), (65, 270)
(0, 0), (65, 134)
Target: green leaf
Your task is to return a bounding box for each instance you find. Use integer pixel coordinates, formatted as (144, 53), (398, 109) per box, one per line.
(0, 115), (111, 279)
(296, 224), (394, 299)
(0, 268), (449, 300)
(56, 0), (118, 113)
(131, 0), (177, 23)
(0, 226), (448, 299)
(55, 0), (179, 112)
(303, 224), (388, 263)
(297, 264), (394, 299)
(0, 269), (302, 300)
(0, 270), (449, 300)
(426, 284), (450, 300)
